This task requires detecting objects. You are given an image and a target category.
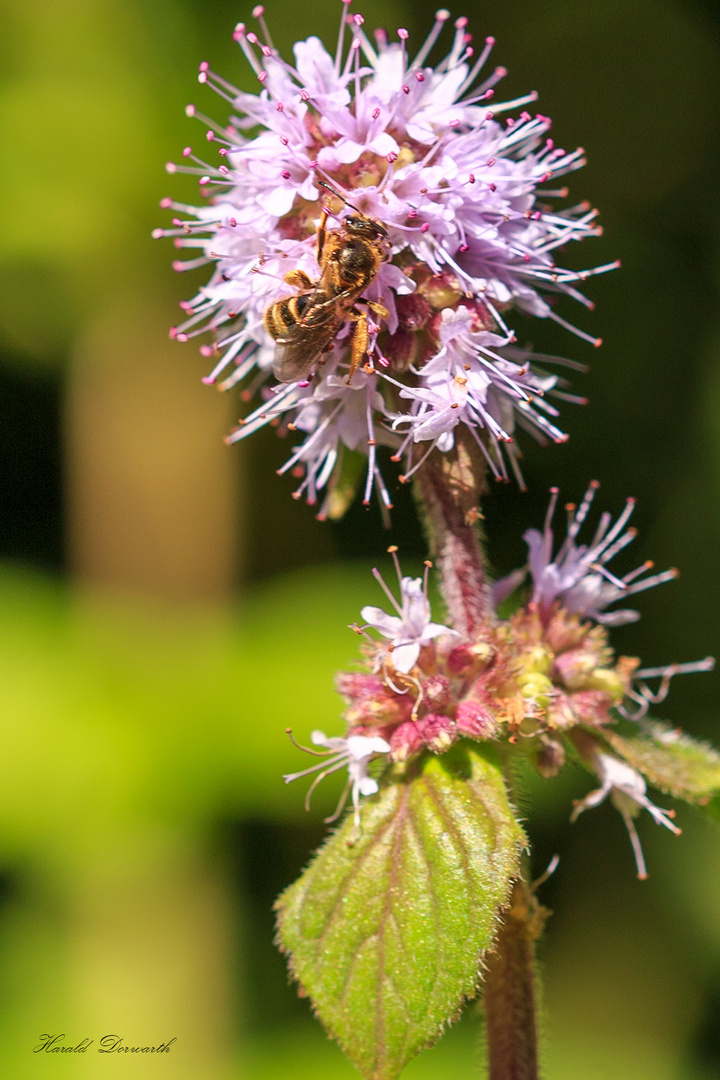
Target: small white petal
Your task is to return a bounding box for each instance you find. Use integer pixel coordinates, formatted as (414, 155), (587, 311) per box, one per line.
(346, 734), (389, 759)
(390, 641), (421, 674)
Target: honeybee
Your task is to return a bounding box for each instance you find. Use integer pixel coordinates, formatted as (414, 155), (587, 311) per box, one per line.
(264, 181), (391, 383)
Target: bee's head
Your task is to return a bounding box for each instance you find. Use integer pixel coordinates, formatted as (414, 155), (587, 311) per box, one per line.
(344, 214), (389, 243)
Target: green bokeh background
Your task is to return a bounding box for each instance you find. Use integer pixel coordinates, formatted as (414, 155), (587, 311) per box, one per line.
(0, 0), (719, 1076)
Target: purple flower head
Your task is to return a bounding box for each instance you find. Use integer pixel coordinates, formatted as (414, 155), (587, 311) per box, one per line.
(159, 6), (617, 510)
(500, 481), (679, 625)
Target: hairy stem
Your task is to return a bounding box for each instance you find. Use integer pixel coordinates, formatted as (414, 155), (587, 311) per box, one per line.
(413, 430), (491, 639)
(483, 877), (545, 1080)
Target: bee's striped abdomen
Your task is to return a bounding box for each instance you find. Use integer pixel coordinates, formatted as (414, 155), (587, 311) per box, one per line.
(264, 295), (312, 341)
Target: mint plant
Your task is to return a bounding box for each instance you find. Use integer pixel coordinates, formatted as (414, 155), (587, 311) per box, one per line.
(162, 6), (720, 1077)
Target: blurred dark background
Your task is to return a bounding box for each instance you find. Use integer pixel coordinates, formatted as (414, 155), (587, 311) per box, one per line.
(1, 0), (719, 1076)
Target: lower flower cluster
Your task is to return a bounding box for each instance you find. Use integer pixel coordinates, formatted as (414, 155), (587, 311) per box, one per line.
(338, 585), (638, 769)
(284, 488), (716, 877)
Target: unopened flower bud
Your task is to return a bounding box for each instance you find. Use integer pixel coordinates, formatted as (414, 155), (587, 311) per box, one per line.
(336, 673), (384, 699)
(336, 672), (413, 727)
(455, 698), (499, 740)
(553, 647), (596, 690)
(447, 640), (492, 675)
(422, 673), (452, 710)
(517, 671), (554, 709)
(395, 293), (432, 332)
(517, 644), (553, 676)
(389, 720), (425, 762)
(546, 691), (576, 729)
(544, 614), (587, 655)
(419, 713), (457, 753)
(382, 328), (419, 372)
(584, 667), (626, 702)
(568, 689), (615, 725)
(420, 271), (464, 310)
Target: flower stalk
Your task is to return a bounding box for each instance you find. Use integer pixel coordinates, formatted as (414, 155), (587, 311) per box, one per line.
(414, 428), (491, 639)
(483, 876), (546, 1080)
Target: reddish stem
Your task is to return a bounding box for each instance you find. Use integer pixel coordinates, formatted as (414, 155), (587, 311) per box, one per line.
(414, 432), (492, 639)
(483, 878), (544, 1080)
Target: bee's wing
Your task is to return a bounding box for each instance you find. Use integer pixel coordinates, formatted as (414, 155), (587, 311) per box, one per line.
(273, 314), (340, 383)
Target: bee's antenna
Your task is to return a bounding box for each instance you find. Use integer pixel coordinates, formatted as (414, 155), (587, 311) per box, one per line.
(318, 179), (362, 215)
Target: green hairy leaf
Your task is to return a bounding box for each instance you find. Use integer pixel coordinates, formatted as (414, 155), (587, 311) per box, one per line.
(275, 743), (525, 1080)
(606, 722), (720, 802)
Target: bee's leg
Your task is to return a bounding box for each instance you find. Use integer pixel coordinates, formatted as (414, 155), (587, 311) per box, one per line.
(283, 270), (314, 289)
(316, 209), (330, 264)
(307, 286), (359, 315)
(366, 300), (390, 321)
(347, 310), (369, 383)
